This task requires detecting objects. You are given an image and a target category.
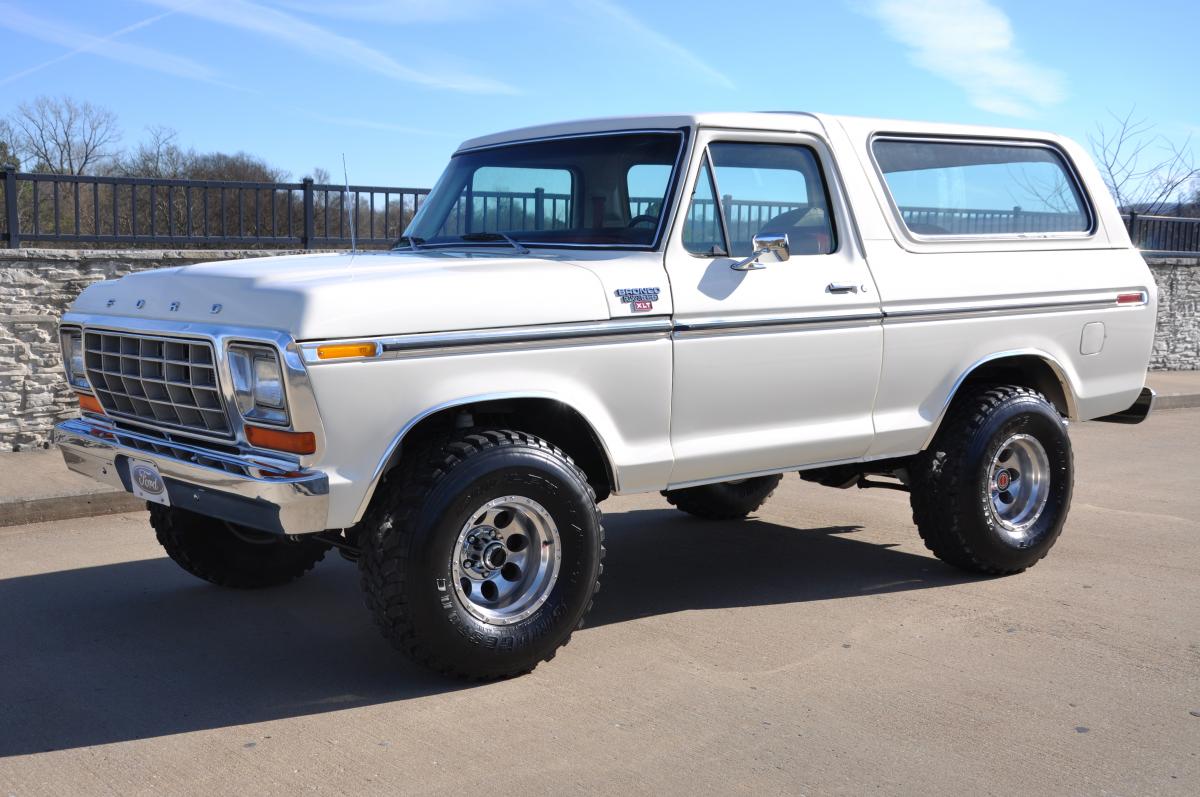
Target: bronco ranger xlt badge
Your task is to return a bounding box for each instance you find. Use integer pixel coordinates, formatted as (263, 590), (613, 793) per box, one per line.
(54, 112), (1157, 680)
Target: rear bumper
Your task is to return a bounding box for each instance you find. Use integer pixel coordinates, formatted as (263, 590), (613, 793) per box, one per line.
(53, 417), (330, 534)
(1095, 386), (1156, 425)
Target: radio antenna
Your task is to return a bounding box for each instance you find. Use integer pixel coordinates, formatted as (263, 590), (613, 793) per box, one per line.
(342, 153), (357, 254)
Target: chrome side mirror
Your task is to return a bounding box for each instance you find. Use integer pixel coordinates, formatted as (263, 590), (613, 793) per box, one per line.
(730, 233), (790, 271)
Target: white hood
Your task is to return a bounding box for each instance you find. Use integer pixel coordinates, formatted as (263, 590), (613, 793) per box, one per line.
(70, 250), (612, 340)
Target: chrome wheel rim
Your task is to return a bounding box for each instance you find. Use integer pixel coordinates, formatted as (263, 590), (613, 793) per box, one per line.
(451, 495), (561, 626)
(987, 433), (1051, 540)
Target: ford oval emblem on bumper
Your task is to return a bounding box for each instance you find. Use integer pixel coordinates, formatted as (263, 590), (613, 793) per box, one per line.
(132, 464), (165, 496)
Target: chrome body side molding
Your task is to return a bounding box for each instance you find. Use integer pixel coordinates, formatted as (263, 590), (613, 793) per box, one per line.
(299, 291), (1147, 362)
(300, 317), (673, 363)
(882, 291), (1147, 324)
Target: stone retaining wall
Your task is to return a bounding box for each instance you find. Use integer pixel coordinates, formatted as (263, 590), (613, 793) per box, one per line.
(1147, 258), (1200, 371)
(0, 249), (1196, 451)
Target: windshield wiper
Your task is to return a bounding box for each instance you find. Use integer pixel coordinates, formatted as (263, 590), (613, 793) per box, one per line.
(392, 235), (425, 252)
(458, 231), (530, 254)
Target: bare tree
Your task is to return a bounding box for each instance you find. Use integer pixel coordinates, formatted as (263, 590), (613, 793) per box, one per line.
(116, 125), (190, 178)
(1089, 108), (1198, 214)
(6, 96), (121, 175)
(0, 118), (16, 168)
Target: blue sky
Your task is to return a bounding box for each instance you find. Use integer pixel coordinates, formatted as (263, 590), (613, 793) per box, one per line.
(1, 0), (1196, 188)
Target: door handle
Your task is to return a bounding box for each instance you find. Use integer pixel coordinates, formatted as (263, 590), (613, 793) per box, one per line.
(826, 282), (859, 294)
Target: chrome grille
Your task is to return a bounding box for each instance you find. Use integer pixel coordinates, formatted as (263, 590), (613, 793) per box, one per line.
(83, 330), (232, 437)
(114, 427), (252, 477)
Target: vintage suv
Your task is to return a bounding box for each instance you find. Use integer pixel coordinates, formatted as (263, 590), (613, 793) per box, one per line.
(54, 113), (1157, 679)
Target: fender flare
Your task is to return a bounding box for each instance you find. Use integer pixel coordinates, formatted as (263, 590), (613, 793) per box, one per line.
(350, 390), (619, 525)
(921, 348), (1080, 449)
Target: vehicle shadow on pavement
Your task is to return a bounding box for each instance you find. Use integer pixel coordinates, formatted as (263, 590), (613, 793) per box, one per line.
(586, 508), (974, 628)
(0, 552), (443, 758)
(0, 508), (972, 757)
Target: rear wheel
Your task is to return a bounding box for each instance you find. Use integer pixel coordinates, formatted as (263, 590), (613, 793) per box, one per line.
(150, 504), (329, 588)
(662, 474), (783, 520)
(909, 385), (1073, 574)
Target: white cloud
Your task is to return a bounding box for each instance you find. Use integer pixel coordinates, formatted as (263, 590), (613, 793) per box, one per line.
(573, 0), (735, 90)
(298, 111), (458, 138)
(861, 0), (1065, 117)
(142, 0), (519, 95)
(270, 1), (503, 23)
(0, 3), (219, 87)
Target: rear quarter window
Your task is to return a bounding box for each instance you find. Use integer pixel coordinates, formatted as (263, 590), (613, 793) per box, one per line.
(872, 138), (1091, 238)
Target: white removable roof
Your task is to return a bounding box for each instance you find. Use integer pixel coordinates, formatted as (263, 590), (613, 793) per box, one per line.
(456, 112), (1071, 152)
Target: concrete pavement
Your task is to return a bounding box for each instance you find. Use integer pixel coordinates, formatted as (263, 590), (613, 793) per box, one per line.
(0, 408), (1197, 795)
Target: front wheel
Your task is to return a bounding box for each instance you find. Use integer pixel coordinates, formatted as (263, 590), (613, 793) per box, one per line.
(358, 430), (604, 680)
(909, 385), (1073, 574)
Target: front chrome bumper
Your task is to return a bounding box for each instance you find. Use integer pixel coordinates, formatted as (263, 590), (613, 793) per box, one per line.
(53, 417), (330, 534)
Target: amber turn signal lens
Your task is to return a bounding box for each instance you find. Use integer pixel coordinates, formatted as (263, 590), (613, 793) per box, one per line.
(316, 342), (378, 360)
(245, 425), (317, 455)
(78, 393), (105, 415)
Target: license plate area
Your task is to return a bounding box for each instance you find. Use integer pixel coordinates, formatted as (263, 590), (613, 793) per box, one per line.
(128, 459), (171, 506)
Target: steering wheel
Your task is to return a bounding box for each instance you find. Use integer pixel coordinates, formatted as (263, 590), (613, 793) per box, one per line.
(627, 214), (657, 228)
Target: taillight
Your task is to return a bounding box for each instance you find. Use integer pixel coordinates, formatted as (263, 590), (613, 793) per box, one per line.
(1116, 292), (1146, 305)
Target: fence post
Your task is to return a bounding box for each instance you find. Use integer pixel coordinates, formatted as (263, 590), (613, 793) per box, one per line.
(3, 165), (18, 249)
(534, 187), (545, 230)
(302, 178), (314, 250)
(1126, 211), (1138, 247)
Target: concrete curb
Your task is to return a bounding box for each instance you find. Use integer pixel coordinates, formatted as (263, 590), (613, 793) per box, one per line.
(1153, 393), (1200, 411)
(1152, 393), (1200, 410)
(0, 491), (145, 529)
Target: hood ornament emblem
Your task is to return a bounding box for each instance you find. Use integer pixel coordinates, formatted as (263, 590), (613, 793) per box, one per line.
(169, 301), (180, 312)
(210, 303), (222, 315)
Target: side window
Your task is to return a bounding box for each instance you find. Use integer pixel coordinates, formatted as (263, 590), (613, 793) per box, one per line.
(440, 166), (573, 235)
(708, 142), (836, 256)
(872, 139), (1090, 236)
(682, 160), (726, 255)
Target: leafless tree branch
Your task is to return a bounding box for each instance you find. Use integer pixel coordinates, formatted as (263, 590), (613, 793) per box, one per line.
(7, 96), (121, 175)
(1089, 107), (1198, 214)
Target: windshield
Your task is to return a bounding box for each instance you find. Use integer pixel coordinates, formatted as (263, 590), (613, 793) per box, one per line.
(401, 131), (684, 249)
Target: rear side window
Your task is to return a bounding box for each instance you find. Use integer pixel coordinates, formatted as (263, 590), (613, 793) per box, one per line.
(872, 139), (1091, 237)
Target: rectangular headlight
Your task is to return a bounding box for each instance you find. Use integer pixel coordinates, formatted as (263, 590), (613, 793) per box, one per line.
(60, 329), (89, 390)
(228, 344), (289, 425)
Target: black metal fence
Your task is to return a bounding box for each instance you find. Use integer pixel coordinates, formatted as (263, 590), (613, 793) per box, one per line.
(3, 165), (1199, 256)
(899, 205), (1089, 235)
(1123, 212), (1200, 257)
(1, 165), (428, 249)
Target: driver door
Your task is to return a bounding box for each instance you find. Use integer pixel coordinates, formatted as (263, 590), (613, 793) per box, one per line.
(664, 128), (883, 486)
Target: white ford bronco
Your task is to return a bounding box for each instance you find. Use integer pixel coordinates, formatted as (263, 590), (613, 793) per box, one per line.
(55, 113), (1157, 679)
